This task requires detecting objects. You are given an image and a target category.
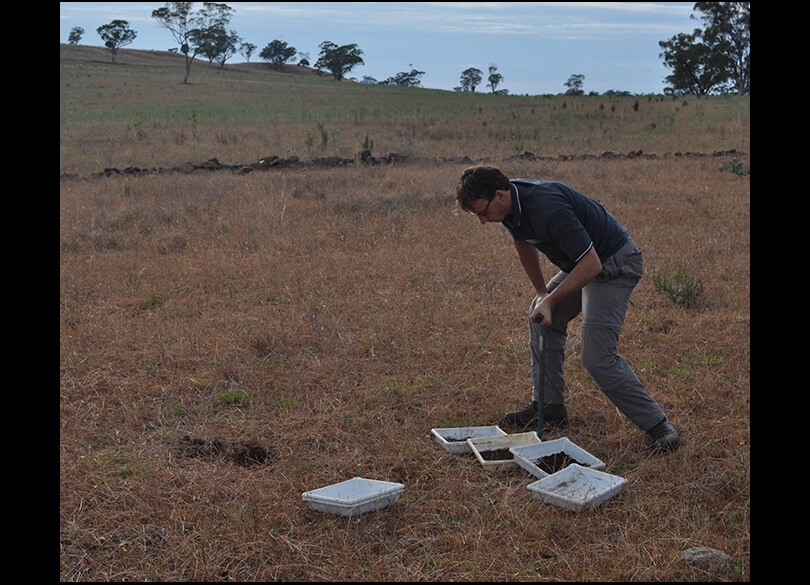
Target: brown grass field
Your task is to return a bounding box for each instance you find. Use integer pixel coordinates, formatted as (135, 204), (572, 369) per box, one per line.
(60, 45), (750, 581)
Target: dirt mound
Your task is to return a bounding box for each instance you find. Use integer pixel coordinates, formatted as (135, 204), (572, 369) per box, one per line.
(59, 149), (744, 180)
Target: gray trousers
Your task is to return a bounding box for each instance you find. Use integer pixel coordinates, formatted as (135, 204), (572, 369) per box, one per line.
(529, 238), (665, 432)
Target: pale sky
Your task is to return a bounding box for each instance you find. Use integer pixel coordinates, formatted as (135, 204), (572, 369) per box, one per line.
(60, 2), (699, 95)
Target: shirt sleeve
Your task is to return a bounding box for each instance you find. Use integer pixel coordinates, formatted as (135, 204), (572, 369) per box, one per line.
(546, 208), (594, 265)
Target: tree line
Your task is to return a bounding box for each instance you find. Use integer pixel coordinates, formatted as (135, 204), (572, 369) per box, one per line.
(66, 1), (749, 95)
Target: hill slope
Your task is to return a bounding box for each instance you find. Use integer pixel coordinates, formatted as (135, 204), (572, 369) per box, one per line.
(60, 44), (750, 177)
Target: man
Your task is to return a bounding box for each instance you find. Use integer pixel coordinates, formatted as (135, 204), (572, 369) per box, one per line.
(455, 166), (680, 453)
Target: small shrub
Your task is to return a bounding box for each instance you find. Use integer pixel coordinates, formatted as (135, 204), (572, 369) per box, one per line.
(216, 388), (247, 407)
(509, 128), (525, 155)
(317, 122), (328, 147)
(652, 265), (705, 308)
(130, 117), (148, 140)
(729, 157), (749, 176)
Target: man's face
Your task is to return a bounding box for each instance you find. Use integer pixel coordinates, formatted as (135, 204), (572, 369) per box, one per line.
(470, 189), (509, 224)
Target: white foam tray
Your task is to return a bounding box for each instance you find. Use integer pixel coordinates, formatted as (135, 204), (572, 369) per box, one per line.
(527, 464), (626, 511)
(301, 477), (405, 517)
(509, 437), (606, 479)
(467, 431), (541, 471)
(431, 425), (507, 454)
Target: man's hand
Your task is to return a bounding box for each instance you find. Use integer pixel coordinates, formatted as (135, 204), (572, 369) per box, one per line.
(530, 247), (602, 327)
(531, 296), (552, 327)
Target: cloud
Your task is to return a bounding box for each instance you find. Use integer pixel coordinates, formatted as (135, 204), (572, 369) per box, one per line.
(227, 2), (693, 39)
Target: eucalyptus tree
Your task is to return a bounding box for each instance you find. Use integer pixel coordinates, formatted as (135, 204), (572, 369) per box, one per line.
(564, 73), (585, 96)
(260, 40), (297, 71)
(152, 2), (235, 83)
(68, 26), (84, 45)
(96, 20), (137, 63)
(379, 69), (425, 87)
(659, 2), (749, 95)
(487, 64), (503, 93)
(239, 42), (256, 62)
(693, 1), (749, 94)
(457, 67), (483, 92)
(659, 32), (725, 95)
(199, 25), (241, 67)
(314, 41), (364, 81)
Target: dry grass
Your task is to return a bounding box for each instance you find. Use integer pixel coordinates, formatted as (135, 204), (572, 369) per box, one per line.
(60, 45), (749, 581)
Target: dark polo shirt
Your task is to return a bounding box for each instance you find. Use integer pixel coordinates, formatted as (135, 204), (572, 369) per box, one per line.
(502, 179), (629, 273)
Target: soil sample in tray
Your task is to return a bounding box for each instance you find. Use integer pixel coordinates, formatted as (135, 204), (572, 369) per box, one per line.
(533, 452), (589, 474)
(480, 448), (515, 461)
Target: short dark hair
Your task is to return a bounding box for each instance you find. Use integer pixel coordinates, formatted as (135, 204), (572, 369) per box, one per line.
(455, 166), (511, 212)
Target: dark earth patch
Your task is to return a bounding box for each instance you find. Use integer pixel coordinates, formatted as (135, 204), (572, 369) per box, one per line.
(59, 149), (744, 180)
(176, 435), (270, 468)
(479, 448), (515, 461)
(532, 452), (589, 474)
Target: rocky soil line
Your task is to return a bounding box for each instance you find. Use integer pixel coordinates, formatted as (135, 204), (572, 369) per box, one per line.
(60, 148), (744, 180)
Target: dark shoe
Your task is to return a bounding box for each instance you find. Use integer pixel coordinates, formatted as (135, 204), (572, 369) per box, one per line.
(504, 402), (568, 429)
(543, 403), (568, 428)
(504, 401), (538, 427)
(647, 419), (681, 453)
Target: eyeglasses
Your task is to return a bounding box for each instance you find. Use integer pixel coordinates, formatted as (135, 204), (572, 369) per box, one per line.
(474, 197), (493, 217)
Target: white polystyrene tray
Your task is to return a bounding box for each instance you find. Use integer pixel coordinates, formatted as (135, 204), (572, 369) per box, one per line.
(509, 437), (606, 479)
(527, 464), (626, 511)
(301, 477), (405, 516)
(467, 432), (541, 471)
(431, 425), (508, 454)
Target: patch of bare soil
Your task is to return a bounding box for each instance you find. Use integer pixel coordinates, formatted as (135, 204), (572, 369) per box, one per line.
(175, 435), (270, 468)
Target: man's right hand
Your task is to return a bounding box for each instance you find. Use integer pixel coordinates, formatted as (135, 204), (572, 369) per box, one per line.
(531, 296), (552, 327)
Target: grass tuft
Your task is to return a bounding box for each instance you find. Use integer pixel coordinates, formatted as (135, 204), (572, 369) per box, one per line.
(652, 265), (706, 309)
